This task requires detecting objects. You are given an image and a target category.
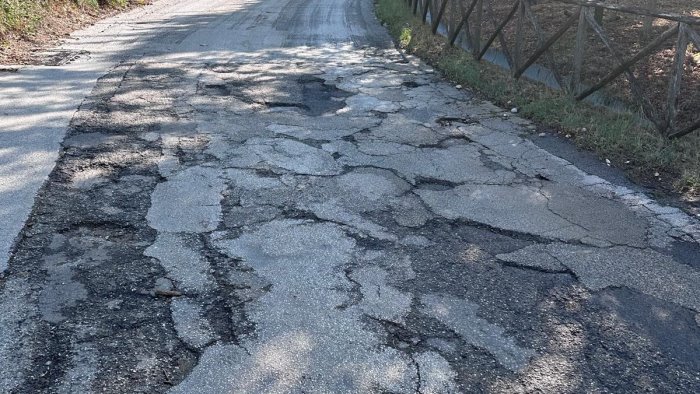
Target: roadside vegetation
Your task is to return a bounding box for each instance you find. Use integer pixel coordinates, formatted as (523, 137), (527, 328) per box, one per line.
(1, 0), (130, 36)
(1, 0), (145, 63)
(376, 0), (700, 203)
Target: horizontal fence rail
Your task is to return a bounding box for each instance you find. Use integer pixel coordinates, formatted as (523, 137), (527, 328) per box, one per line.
(403, 0), (700, 139)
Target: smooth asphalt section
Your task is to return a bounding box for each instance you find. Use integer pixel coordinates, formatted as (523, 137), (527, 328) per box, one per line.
(1, 0), (699, 393)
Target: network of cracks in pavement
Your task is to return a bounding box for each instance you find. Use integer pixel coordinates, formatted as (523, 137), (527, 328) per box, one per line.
(1, 46), (700, 393)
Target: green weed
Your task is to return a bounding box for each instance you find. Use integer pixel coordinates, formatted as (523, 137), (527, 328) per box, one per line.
(1, 0), (137, 41)
(1, 0), (44, 36)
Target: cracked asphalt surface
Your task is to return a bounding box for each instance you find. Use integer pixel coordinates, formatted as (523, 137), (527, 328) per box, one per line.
(1, 0), (700, 392)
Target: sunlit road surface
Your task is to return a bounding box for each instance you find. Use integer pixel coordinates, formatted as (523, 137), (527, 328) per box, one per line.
(1, 0), (699, 392)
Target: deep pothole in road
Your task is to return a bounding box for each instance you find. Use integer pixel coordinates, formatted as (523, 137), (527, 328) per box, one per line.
(203, 73), (350, 116)
(298, 75), (351, 116)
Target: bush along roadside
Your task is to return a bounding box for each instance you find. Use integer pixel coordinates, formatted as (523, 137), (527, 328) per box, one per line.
(375, 0), (700, 205)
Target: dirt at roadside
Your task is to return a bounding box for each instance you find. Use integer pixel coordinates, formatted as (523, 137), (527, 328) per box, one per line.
(0, 1), (148, 65)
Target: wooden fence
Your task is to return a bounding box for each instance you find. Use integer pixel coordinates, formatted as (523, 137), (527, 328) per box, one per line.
(404, 0), (700, 139)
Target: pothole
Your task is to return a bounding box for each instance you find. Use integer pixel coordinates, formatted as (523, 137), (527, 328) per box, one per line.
(436, 116), (478, 126)
(401, 81), (423, 88)
(34, 50), (90, 66)
(203, 84), (229, 96)
(298, 75), (351, 116)
(414, 177), (460, 191)
(201, 68), (350, 116)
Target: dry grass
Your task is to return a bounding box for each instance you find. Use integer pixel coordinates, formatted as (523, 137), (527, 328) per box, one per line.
(1, 0), (147, 64)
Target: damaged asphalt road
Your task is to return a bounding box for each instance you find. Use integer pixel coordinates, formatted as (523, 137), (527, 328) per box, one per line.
(1, 0), (700, 393)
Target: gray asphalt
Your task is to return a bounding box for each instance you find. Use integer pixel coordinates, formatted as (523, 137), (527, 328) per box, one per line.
(1, 0), (699, 393)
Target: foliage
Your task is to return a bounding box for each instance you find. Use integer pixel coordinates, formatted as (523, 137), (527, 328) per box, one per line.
(99, 0), (128, 7)
(1, 0), (135, 39)
(1, 0), (44, 36)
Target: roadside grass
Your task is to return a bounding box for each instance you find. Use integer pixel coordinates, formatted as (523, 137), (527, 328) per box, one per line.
(0, 0), (45, 36)
(375, 0), (700, 200)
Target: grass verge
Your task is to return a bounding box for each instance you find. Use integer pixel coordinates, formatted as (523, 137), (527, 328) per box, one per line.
(375, 0), (699, 202)
(1, 0), (146, 64)
(1, 0), (141, 42)
(0, 0), (44, 36)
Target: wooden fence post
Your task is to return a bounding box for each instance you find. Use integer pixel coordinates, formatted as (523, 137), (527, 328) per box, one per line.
(448, 0), (479, 46)
(422, 0), (432, 24)
(665, 23), (689, 134)
(485, 0), (514, 67)
(472, 0), (483, 57)
(642, 0), (658, 40)
(446, 0), (456, 39)
(575, 22), (679, 101)
(594, 0), (605, 25)
(521, 0), (565, 88)
(571, 6), (588, 94)
(432, 0), (450, 35)
(478, 1), (519, 60)
(514, 0), (525, 72)
(582, 8), (666, 131)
